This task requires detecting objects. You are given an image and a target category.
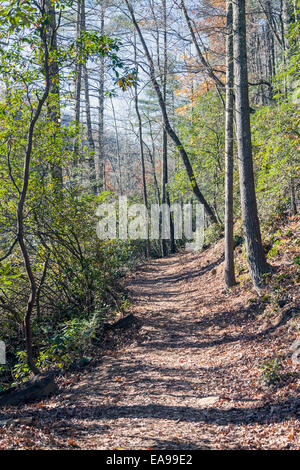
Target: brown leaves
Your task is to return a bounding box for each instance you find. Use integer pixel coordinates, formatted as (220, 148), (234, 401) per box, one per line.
(0, 222), (299, 449)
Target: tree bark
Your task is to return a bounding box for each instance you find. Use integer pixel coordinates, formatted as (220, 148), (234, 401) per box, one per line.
(81, 0), (97, 194)
(161, 0), (175, 255)
(84, 64), (97, 194)
(290, 176), (298, 215)
(134, 33), (151, 257)
(232, 0), (269, 290)
(97, 0), (105, 193)
(282, 0), (293, 94)
(18, 22), (52, 374)
(264, 0), (275, 92)
(224, 1), (236, 288)
(110, 97), (123, 195)
(73, 0), (83, 158)
(45, 0), (63, 188)
(146, 120), (161, 205)
(282, 0), (293, 50)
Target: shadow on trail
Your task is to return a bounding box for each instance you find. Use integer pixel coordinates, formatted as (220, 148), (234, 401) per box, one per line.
(139, 306), (300, 351)
(128, 256), (224, 287)
(29, 396), (300, 429)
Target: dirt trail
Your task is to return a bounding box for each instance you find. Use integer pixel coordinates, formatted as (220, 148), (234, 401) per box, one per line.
(61, 252), (222, 450)
(1, 246), (299, 449)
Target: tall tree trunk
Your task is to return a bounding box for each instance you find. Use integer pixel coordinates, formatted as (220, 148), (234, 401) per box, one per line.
(293, 0), (298, 21)
(84, 64), (97, 194)
(282, 0), (293, 94)
(110, 97), (123, 195)
(45, 0), (63, 188)
(147, 144), (160, 205)
(125, 0), (218, 225)
(136, 116), (151, 258)
(160, 3), (168, 257)
(161, 0), (175, 255)
(146, 119), (161, 205)
(97, 0), (105, 192)
(283, 0), (293, 50)
(73, 0), (83, 158)
(265, 0), (275, 91)
(232, 0), (269, 291)
(18, 22), (53, 374)
(290, 176), (298, 215)
(161, 130), (169, 256)
(81, 0), (97, 194)
(147, 122), (163, 256)
(134, 33), (151, 257)
(224, 1), (236, 289)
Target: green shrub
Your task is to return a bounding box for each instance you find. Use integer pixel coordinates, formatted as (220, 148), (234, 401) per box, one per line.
(259, 358), (283, 386)
(204, 223), (223, 247)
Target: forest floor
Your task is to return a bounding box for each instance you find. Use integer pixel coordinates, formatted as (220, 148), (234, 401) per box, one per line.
(0, 232), (299, 449)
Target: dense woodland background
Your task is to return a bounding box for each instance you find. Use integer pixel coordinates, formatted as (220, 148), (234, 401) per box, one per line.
(0, 0), (299, 390)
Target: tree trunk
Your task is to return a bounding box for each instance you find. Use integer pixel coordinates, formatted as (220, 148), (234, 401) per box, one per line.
(161, 0), (175, 255)
(134, 33), (151, 257)
(145, 127), (160, 205)
(283, 0), (293, 94)
(125, 0), (218, 225)
(110, 97), (123, 195)
(224, 1), (236, 288)
(81, 0), (97, 194)
(290, 176), (298, 215)
(73, 0), (83, 158)
(97, 0), (105, 192)
(45, 0), (63, 188)
(265, 0), (275, 93)
(84, 64), (97, 194)
(283, 0), (293, 50)
(232, 0), (269, 291)
(17, 22), (53, 374)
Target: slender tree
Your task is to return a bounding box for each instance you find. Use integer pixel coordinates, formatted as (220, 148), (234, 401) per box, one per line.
(18, 12), (53, 374)
(224, 0), (236, 288)
(232, 0), (269, 290)
(97, 0), (106, 192)
(134, 34), (151, 258)
(81, 0), (97, 193)
(110, 96), (123, 195)
(45, 0), (63, 188)
(73, 0), (83, 157)
(161, 0), (175, 255)
(125, 0), (218, 225)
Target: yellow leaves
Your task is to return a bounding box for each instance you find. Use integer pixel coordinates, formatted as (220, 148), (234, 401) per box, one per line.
(116, 73), (136, 92)
(175, 105), (188, 116)
(209, 0), (225, 7)
(175, 88), (188, 97)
